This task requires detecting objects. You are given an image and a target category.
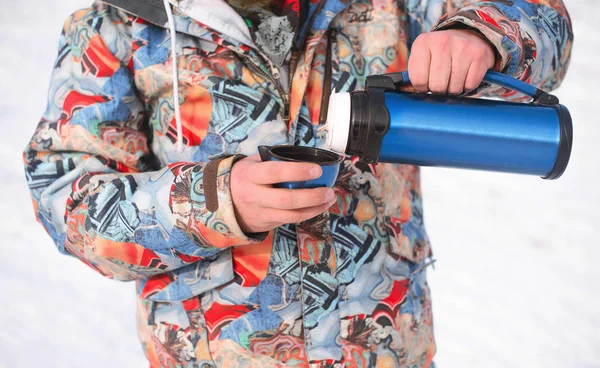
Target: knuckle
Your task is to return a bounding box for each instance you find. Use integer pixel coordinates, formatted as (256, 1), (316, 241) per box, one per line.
(265, 165), (281, 182)
(414, 33), (428, 46)
(473, 47), (488, 60)
(435, 32), (451, 49)
(315, 189), (328, 205)
(411, 75), (426, 87)
(429, 82), (445, 94)
(448, 83), (463, 95)
(409, 73), (428, 89)
(465, 80), (479, 91)
(278, 193), (294, 209)
(458, 40), (470, 54)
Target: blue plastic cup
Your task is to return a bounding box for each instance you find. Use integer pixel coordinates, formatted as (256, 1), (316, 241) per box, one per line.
(257, 145), (343, 189)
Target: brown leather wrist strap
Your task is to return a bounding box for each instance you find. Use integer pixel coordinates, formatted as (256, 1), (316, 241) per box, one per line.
(203, 154), (246, 212)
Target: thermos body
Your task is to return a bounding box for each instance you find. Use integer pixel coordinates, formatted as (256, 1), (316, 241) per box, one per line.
(325, 71), (573, 180)
(379, 92), (561, 176)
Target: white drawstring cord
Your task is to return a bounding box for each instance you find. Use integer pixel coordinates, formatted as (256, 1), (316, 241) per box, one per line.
(163, 0), (184, 153)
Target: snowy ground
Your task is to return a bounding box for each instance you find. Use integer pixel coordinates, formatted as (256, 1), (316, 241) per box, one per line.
(1, 1), (598, 367)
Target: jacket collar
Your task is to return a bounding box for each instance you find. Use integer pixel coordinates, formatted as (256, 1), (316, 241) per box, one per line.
(101, 0), (169, 26)
(100, 0), (357, 35)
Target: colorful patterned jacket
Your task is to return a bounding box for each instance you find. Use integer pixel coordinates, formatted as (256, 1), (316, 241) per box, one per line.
(23, 0), (572, 366)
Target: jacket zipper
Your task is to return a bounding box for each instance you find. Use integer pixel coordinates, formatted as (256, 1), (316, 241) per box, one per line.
(240, 53), (290, 121)
(240, 0), (327, 125)
(240, 0), (326, 125)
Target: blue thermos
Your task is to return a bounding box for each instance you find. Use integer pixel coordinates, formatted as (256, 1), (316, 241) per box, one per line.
(325, 71), (572, 179)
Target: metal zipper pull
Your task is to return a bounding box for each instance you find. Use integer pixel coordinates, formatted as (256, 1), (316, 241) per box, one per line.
(259, 51), (281, 80)
(282, 94), (291, 123)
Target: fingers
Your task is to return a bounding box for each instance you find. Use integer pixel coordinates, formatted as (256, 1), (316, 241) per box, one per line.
(256, 187), (336, 210)
(448, 58), (470, 95)
(428, 48), (451, 94)
(464, 38), (496, 92)
(273, 201), (336, 225)
(425, 32), (452, 94)
(242, 161), (323, 185)
(240, 196), (337, 233)
(464, 61), (489, 92)
(408, 34), (431, 93)
(407, 30), (496, 95)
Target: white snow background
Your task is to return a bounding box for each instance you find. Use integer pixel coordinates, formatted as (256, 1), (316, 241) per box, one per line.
(0, 1), (598, 367)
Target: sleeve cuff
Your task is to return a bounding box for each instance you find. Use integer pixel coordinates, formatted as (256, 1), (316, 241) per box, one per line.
(203, 155), (269, 246)
(169, 157), (267, 252)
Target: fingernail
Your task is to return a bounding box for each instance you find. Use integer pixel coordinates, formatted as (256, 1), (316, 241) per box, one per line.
(325, 189), (335, 202)
(310, 166), (322, 179)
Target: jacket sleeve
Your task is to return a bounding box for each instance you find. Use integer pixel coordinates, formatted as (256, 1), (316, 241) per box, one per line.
(409, 0), (573, 97)
(23, 5), (262, 283)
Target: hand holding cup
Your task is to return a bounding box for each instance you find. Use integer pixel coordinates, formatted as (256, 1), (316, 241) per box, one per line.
(230, 146), (342, 233)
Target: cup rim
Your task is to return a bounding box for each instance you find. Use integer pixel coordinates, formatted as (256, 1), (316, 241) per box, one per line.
(267, 145), (344, 165)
